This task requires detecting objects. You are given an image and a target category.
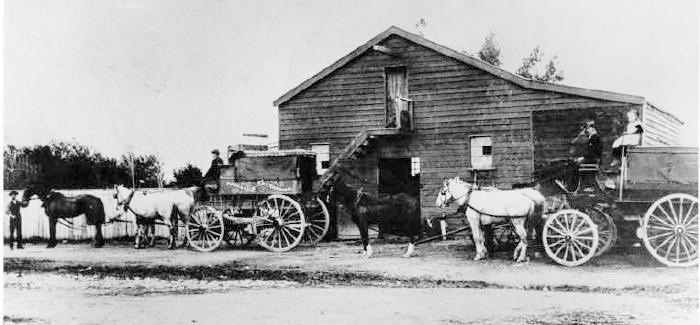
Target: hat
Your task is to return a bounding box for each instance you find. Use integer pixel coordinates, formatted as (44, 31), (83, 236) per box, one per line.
(9, 190), (18, 196)
(211, 149), (220, 155)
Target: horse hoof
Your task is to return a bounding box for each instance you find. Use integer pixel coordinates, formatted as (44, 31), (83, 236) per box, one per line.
(46, 242), (57, 249)
(94, 243), (104, 248)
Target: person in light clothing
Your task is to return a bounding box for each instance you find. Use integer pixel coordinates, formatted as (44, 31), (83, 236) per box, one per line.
(611, 110), (643, 166)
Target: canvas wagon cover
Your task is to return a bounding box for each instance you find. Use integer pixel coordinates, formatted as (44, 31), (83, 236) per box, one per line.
(233, 156), (299, 181)
(626, 147), (698, 186)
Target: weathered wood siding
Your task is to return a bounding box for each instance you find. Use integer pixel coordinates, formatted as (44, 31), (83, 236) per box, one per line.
(278, 35), (655, 228)
(642, 103), (682, 146)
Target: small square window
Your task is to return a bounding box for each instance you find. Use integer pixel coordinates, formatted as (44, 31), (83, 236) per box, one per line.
(311, 144), (330, 175)
(470, 136), (493, 169)
(411, 157), (421, 176)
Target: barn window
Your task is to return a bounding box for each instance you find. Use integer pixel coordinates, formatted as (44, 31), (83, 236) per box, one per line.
(411, 157), (421, 176)
(470, 136), (493, 169)
(310, 143), (330, 175)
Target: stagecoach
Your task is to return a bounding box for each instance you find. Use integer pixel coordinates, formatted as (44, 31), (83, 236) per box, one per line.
(185, 150), (331, 252)
(541, 146), (698, 267)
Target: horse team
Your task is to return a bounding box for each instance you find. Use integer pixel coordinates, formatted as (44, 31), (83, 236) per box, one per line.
(18, 175), (547, 263)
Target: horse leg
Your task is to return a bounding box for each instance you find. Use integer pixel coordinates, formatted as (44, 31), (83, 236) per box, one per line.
(135, 224), (144, 249)
(94, 224), (104, 248)
(512, 219), (529, 262)
(403, 236), (416, 258)
(47, 217), (58, 248)
(466, 211), (486, 260)
(147, 223), (156, 247)
(358, 219), (372, 258)
(167, 209), (178, 250)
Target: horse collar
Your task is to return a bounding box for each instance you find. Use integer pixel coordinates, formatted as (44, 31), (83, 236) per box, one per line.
(121, 189), (136, 211)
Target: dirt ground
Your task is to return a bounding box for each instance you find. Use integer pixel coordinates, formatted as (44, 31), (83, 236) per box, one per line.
(3, 240), (699, 324)
(3, 240), (698, 292)
(3, 271), (698, 325)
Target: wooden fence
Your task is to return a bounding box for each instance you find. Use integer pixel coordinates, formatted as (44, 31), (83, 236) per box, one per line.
(3, 188), (176, 241)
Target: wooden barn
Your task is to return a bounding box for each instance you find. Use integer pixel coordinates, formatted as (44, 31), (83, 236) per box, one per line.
(273, 26), (682, 237)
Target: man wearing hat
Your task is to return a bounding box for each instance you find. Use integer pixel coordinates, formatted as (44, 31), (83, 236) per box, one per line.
(203, 149), (224, 181)
(6, 190), (28, 249)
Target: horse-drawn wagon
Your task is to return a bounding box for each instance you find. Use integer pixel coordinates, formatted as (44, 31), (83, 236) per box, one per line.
(186, 150), (330, 252)
(541, 146), (698, 267)
(433, 146), (698, 268)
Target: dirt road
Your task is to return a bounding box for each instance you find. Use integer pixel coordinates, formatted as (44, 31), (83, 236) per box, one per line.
(4, 272), (697, 325)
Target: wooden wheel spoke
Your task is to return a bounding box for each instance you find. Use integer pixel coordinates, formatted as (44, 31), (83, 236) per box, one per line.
(572, 238), (593, 251)
(655, 235), (675, 254)
(655, 204), (676, 226)
(206, 229), (222, 238)
(683, 202), (698, 225)
(570, 241), (585, 259)
(650, 214), (676, 229)
(574, 227), (594, 236)
(647, 231), (674, 241)
(667, 200), (680, 225)
(663, 238), (678, 259)
(648, 225), (675, 232)
(680, 236), (696, 261)
(546, 224), (568, 237)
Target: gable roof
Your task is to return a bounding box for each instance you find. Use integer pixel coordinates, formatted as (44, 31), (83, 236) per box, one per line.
(274, 26), (648, 107)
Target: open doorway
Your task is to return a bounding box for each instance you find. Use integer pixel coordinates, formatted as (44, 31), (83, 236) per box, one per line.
(378, 158), (420, 199)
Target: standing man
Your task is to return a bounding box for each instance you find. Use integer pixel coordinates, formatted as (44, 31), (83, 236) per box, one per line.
(6, 190), (28, 249)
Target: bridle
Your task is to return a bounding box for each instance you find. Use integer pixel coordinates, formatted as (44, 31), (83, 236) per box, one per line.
(438, 179), (475, 209)
(115, 187), (137, 216)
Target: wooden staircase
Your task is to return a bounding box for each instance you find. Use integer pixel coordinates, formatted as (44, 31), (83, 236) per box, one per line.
(321, 128), (407, 184)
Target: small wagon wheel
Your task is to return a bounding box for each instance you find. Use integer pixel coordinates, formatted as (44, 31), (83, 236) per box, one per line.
(581, 207), (617, 256)
(543, 209), (599, 267)
(256, 194), (306, 252)
(301, 197), (330, 245)
(641, 193), (698, 267)
(186, 205), (225, 252)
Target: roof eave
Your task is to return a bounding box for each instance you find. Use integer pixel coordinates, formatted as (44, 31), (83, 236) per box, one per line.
(274, 26), (647, 107)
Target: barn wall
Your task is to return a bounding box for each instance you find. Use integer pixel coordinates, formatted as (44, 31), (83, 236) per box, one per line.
(277, 35), (655, 234)
(643, 103), (682, 146)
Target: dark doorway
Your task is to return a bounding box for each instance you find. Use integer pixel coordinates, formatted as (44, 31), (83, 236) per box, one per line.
(378, 158), (420, 199)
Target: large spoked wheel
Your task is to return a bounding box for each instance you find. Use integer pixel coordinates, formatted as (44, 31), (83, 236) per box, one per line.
(302, 197), (330, 245)
(543, 209), (599, 267)
(582, 207), (617, 257)
(255, 195), (306, 252)
(186, 205), (225, 252)
(641, 193), (698, 267)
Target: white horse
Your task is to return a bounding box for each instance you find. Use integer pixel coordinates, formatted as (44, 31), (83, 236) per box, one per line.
(113, 185), (197, 249)
(435, 177), (545, 262)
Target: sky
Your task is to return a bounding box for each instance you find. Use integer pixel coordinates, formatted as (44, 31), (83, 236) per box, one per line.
(3, 0), (699, 179)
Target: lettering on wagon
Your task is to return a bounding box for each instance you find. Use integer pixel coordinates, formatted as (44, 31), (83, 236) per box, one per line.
(223, 180), (294, 192)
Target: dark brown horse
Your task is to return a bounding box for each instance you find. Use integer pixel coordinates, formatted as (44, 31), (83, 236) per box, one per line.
(320, 174), (421, 258)
(22, 185), (105, 248)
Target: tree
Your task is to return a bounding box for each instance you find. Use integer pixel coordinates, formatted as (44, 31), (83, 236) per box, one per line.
(172, 164), (203, 187)
(4, 140), (130, 189)
(515, 46), (564, 83)
(120, 153), (163, 188)
(477, 33), (502, 66)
